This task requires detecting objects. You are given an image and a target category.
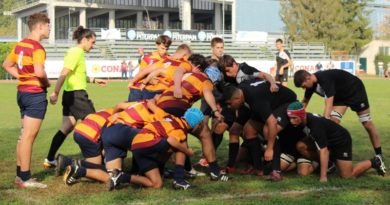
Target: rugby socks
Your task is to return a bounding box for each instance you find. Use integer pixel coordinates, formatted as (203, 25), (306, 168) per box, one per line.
(119, 173), (131, 184)
(271, 139), (281, 172)
(209, 161), (220, 176)
(16, 166), (21, 177)
(212, 133), (224, 150)
(20, 170), (31, 181)
(246, 138), (263, 170)
(76, 166), (87, 178)
(80, 160), (106, 171)
(174, 165), (185, 183)
(184, 156), (192, 172)
(375, 147), (382, 155)
(47, 130), (67, 161)
(227, 143), (239, 167)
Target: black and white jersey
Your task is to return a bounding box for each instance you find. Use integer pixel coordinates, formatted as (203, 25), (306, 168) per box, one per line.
(276, 50), (291, 71)
(239, 79), (297, 123)
(304, 69), (364, 101)
(235, 62), (262, 84)
(303, 113), (351, 150)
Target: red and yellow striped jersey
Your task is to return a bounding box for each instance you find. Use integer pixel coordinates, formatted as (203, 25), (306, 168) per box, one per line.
(131, 115), (189, 150)
(112, 100), (170, 129)
(131, 51), (168, 90)
(6, 38), (47, 93)
(144, 56), (192, 91)
(74, 108), (114, 143)
(156, 72), (214, 112)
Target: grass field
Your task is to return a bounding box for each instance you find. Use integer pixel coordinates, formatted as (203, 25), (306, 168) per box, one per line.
(0, 79), (389, 205)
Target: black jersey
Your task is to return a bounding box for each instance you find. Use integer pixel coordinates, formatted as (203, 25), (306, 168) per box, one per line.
(276, 50), (291, 72)
(239, 79), (297, 123)
(303, 113), (351, 150)
(304, 69), (364, 102)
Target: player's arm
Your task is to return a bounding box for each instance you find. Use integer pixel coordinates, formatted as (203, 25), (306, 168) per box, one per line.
(173, 67), (186, 98)
(113, 101), (131, 114)
(323, 96), (334, 119)
(142, 68), (166, 85)
(167, 137), (193, 156)
(319, 147), (329, 182)
(302, 88), (314, 108)
(258, 72), (279, 92)
(88, 77), (107, 86)
(203, 88), (223, 121)
(50, 68), (71, 104)
(129, 64), (158, 85)
(2, 59), (19, 78)
(34, 63), (50, 88)
(264, 114), (278, 161)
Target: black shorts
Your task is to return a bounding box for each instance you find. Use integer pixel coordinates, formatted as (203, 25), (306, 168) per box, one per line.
(333, 83), (369, 112)
(73, 132), (102, 158)
(235, 105), (251, 126)
(330, 136), (352, 161)
(275, 69), (288, 82)
(133, 139), (170, 174)
(17, 91), (47, 119)
(62, 90), (95, 120)
(249, 103), (290, 128)
(101, 124), (140, 162)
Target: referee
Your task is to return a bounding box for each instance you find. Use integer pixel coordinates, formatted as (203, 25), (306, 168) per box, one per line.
(43, 26), (107, 168)
(275, 39), (293, 87)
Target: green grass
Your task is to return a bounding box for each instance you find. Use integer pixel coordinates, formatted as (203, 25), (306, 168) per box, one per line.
(0, 79), (389, 205)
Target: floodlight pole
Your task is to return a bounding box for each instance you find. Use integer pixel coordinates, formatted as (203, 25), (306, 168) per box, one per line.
(222, 0), (225, 37)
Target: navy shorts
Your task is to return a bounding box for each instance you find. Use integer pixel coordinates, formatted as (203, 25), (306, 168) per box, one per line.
(101, 124), (140, 162)
(62, 90), (95, 120)
(128, 88), (162, 102)
(73, 132), (102, 158)
(133, 139), (170, 174)
(17, 91), (47, 119)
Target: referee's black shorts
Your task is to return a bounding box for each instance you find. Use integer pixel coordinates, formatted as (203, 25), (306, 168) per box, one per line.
(62, 90), (95, 120)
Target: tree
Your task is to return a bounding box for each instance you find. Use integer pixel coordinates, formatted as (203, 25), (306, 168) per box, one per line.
(377, 9), (390, 39)
(280, 0), (372, 53)
(0, 0), (17, 36)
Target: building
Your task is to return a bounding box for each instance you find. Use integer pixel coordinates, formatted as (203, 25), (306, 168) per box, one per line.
(11, 0), (238, 43)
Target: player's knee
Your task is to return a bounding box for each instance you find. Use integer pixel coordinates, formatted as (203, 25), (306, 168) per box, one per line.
(151, 179), (163, 188)
(297, 158), (314, 176)
(214, 122), (228, 134)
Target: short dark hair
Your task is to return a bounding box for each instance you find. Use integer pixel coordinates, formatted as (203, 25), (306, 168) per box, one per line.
(293, 70), (311, 87)
(27, 13), (50, 31)
(211, 37), (224, 47)
(276, 38), (283, 44)
(188, 54), (208, 72)
(223, 86), (241, 101)
(156, 35), (172, 48)
(219, 54), (236, 72)
(206, 57), (219, 68)
(73, 26), (96, 43)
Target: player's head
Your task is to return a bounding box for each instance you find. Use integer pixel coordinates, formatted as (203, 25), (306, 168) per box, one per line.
(28, 13), (50, 39)
(219, 54), (238, 78)
(73, 26), (96, 52)
(183, 108), (204, 128)
(287, 101), (306, 127)
(211, 37), (224, 59)
(223, 86), (244, 110)
(205, 57), (222, 84)
(155, 35), (172, 56)
(176, 44), (192, 59)
(188, 54), (208, 72)
(276, 38), (284, 50)
(294, 70), (314, 89)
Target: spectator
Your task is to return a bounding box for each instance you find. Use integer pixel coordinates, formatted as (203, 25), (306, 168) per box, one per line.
(121, 60), (128, 80)
(128, 60), (135, 80)
(315, 62), (323, 72)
